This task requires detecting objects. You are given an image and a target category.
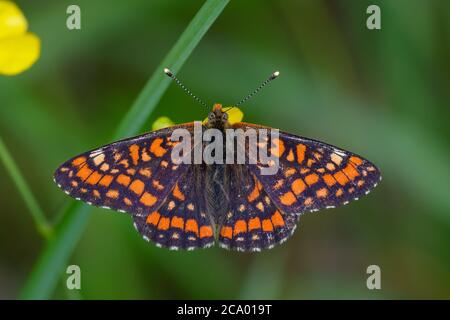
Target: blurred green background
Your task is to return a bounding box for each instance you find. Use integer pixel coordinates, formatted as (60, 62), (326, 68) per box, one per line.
(1, 0), (450, 299)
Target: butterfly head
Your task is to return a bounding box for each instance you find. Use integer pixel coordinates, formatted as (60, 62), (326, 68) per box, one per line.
(206, 103), (229, 129)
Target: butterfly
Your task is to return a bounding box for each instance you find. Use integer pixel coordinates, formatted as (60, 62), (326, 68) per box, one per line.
(54, 70), (381, 252)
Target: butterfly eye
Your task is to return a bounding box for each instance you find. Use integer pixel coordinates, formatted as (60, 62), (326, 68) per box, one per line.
(222, 113), (228, 121)
(208, 112), (215, 121)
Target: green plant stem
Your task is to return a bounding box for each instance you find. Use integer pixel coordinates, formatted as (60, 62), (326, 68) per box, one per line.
(0, 136), (51, 237)
(19, 0), (229, 299)
(115, 0), (229, 139)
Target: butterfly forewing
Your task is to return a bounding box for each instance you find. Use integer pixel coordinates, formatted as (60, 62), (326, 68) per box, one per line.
(53, 124), (193, 215)
(234, 123), (381, 215)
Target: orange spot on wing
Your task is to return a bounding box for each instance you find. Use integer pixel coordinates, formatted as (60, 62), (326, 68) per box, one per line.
(286, 149), (294, 161)
(172, 184), (185, 201)
(76, 166), (93, 181)
(93, 190), (100, 198)
(200, 226), (213, 238)
(106, 189), (119, 199)
(304, 197), (313, 205)
(146, 211), (160, 225)
(152, 180), (164, 190)
(129, 144), (140, 166)
(185, 219), (199, 235)
(86, 171), (102, 185)
(139, 168), (152, 178)
(248, 217), (261, 231)
(350, 156), (363, 166)
(92, 154), (105, 166)
(296, 144), (306, 164)
(280, 191), (297, 206)
(291, 178), (306, 195)
(334, 171), (349, 185)
(274, 179), (284, 190)
(129, 179), (145, 195)
(247, 184), (260, 202)
(342, 164), (360, 180)
(72, 156), (86, 167)
(141, 149), (151, 161)
(336, 188), (344, 197)
(117, 174), (131, 186)
(171, 216), (184, 229)
(157, 217), (170, 230)
(322, 174), (336, 187)
(304, 173), (319, 185)
(98, 174), (114, 187)
(271, 210), (285, 227)
(306, 158), (316, 167)
(118, 159), (129, 168)
(124, 197), (132, 206)
(150, 138), (167, 157)
(220, 226), (232, 239)
(331, 153), (343, 165)
(271, 138), (285, 157)
(316, 188), (328, 198)
(140, 192), (157, 206)
(233, 220), (247, 235)
(262, 219), (274, 232)
(99, 163), (110, 172)
(284, 168), (296, 177)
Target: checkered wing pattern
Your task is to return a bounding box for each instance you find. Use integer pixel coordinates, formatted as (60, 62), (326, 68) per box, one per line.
(133, 165), (215, 250)
(235, 123), (381, 215)
(53, 124), (193, 216)
(218, 166), (298, 252)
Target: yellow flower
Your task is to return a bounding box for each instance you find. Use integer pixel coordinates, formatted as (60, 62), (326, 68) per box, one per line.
(223, 107), (244, 124)
(0, 1), (40, 76)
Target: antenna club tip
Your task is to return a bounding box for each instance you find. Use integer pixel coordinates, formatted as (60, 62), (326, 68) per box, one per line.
(269, 71), (280, 80)
(164, 68), (173, 77)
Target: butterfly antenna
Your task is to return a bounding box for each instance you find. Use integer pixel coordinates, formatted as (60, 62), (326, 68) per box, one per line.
(164, 68), (209, 108)
(234, 70), (280, 107)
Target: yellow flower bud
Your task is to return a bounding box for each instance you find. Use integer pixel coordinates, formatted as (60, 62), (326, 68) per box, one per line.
(152, 116), (175, 131)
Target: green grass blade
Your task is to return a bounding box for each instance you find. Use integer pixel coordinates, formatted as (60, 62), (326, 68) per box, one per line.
(0, 136), (51, 237)
(115, 0), (230, 139)
(20, 0), (229, 299)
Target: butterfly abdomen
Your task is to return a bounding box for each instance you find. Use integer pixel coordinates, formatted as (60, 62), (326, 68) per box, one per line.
(204, 164), (230, 227)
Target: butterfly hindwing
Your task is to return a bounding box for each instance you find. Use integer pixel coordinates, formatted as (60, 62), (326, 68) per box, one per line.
(133, 165), (215, 250)
(53, 124), (193, 215)
(234, 123), (381, 215)
(218, 166), (298, 252)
